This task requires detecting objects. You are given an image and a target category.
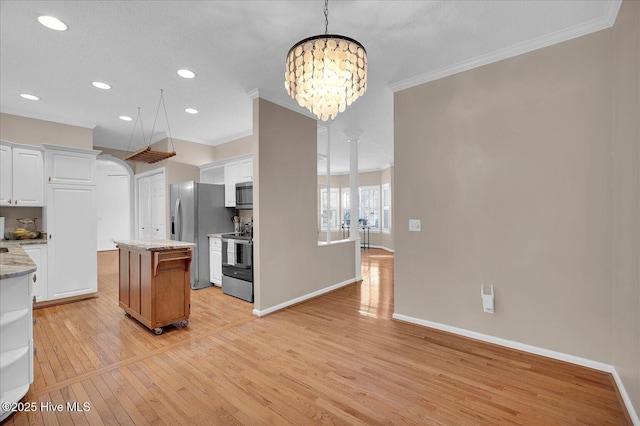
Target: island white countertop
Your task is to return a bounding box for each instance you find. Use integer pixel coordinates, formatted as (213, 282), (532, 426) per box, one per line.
(113, 239), (195, 251)
(0, 242), (37, 279)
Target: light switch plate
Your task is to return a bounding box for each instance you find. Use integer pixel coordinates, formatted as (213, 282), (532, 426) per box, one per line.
(409, 219), (421, 232)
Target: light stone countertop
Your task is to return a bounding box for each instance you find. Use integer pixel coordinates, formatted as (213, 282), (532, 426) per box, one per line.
(0, 241), (37, 279)
(114, 239), (196, 251)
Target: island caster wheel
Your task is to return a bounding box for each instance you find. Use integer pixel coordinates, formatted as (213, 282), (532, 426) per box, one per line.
(178, 320), (189, 327)
(124, 312), (131, 318)
(153, 328), (163, 335)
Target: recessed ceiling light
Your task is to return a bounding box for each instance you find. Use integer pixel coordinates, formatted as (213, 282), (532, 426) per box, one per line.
(177, 69), (196, 79)
(38, 16), (68, 31)
(20, 93), (40, 101)
(92, 81), (111, 90)
(185, 108), (198, 114)
(119, 115), (133, 121)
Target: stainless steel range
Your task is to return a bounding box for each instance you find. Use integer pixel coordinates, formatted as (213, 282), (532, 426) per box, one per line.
(221, 233), (253, 302)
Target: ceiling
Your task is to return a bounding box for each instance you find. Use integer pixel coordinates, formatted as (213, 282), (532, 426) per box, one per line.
(0, 1), (620, 173)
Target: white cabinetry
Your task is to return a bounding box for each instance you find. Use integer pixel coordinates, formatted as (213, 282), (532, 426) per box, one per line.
(0, 144), (11, 205)
(224, 161), (239, 207)
(22, 244), (48, 302)
(238, 158), (253, 183)
(46, 184), (97, 300)
(0, 273), (34, 422)
(44, 146), (96, 185)
(223, 156), (252, 207)
(209, 235), (223, 286)
(43, 145), (99, 302)
(0, 141), (44, 207)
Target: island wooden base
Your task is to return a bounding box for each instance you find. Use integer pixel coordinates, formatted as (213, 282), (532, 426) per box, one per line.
(118, 246), (191, 334)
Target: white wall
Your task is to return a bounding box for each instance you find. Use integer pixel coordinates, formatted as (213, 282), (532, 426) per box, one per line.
(96, 158), (132, 250)
(254, 98), (356, 314)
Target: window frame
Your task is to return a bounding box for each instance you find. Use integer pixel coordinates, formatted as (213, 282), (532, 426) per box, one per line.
(319, 187), (340, 231)
(382, 183), (391, 234)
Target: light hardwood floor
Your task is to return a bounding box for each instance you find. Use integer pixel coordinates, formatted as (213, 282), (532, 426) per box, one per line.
(4, 249), (631, 425)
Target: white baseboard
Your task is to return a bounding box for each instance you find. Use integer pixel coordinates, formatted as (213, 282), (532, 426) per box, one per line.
(367, 245), (395, 253)
(612, 368), (640, 425)
(392, 313), (639, 424)
(253, 277), (356, 317)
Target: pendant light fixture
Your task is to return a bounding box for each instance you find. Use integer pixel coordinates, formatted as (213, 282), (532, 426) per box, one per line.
(284, 0), (367, 121)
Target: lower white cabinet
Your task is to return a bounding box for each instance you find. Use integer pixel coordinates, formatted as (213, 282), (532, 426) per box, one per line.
(209, 236), (222, 286)
(0, 273), (34, 422)
(22, 244), (48, 302)
(45, 184), (97, 300)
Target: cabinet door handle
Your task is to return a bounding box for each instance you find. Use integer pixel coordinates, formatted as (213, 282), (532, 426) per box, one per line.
(33, 296), (36, 304)
(48, 177), (52, 182)
(49, 234), (52, 239)
(33, 273), (37, 283)
(14, 200), (17, 205)
(7, 199), (11, 204)
(34, 347), (37, 356)
(33, 317), (37, 325)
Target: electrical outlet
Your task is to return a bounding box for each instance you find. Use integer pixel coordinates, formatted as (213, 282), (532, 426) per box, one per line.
(409, 219), (421, 232)
(481, 284), (495, 314)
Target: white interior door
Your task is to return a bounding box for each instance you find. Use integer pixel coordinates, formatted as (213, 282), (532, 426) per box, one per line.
(136, 169), (165, 240)
(151, 173), (165, 239)
(138, 176), (152, 239)
(96, 159), (132, 251)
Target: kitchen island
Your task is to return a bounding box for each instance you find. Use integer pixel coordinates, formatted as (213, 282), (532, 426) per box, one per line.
(114, 240), (195, 335)
(0, 243), (36, 422)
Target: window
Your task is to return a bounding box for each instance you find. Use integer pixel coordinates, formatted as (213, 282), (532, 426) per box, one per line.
(382, 183), (391, 233)
(342, 186), (382, 231)
(359, 186), (380, 230)
(320, 187), (339, 231)
(341, 188), (351, 227)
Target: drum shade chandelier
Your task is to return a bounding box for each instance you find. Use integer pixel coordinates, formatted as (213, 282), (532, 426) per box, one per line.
(284, 0), (367, 121)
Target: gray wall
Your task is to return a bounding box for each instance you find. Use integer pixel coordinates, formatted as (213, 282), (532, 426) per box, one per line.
(254, 98), (356, 313)
(394, 0), (639, 414)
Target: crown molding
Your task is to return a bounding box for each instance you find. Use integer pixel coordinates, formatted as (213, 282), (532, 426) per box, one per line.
(389, 0), (623, 92)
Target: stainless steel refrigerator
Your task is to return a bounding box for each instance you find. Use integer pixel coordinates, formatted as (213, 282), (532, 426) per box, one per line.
(170, 181), (235, 289)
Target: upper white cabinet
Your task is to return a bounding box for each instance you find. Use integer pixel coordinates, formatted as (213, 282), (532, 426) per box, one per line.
(0, 143), (12, 205)
(238, 158), (253, 183)
(0, 141), (44, 207)
(201, 155), (253, 208)
(224, 161), (239, 207)
(208, 156), (253, 208)
(43, 144), (99, 185)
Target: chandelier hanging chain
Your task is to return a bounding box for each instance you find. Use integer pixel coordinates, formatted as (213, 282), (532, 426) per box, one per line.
(324, 0), (329, 35)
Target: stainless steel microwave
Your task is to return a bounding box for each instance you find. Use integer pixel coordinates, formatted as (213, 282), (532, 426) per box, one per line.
(235, 181), (253, 209)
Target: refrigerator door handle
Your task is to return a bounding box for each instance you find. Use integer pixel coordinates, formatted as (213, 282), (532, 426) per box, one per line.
(175, 198), (181, 241)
